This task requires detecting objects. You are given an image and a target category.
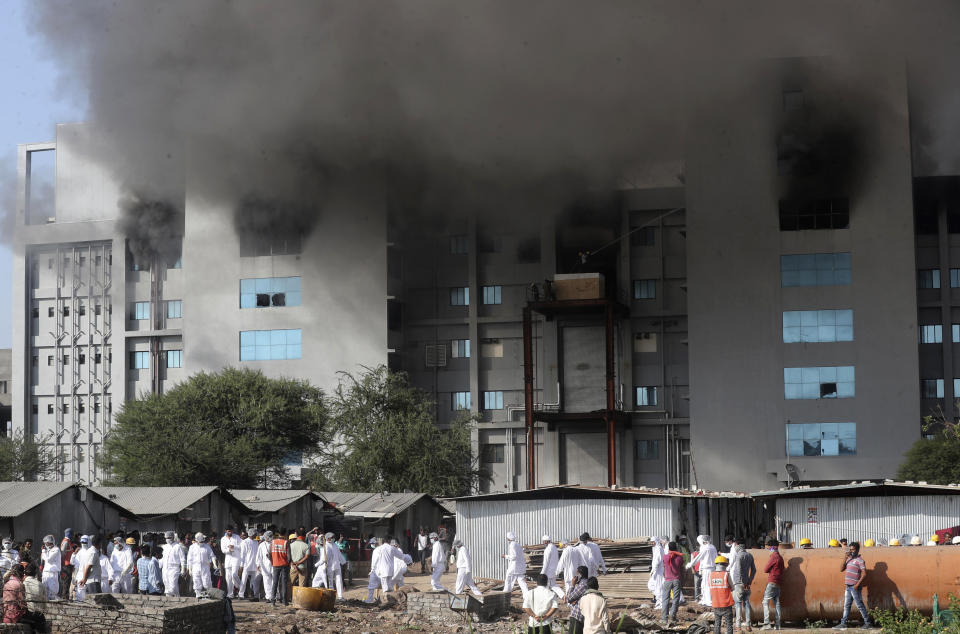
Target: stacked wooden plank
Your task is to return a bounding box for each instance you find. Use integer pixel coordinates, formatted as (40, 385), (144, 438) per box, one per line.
(524, 537), (654, 574)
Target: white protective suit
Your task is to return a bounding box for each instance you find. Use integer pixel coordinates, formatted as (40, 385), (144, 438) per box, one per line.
(540, 538), (562, 597)
(454, 543), (482, 597)
(647, 537), (666, 609)
(366, 542), (404, 602)
(40, 543), (61, 600)
(257, 538), (275, 601)
(239, 536), (260, 599)
(72, 543), (88, 601)
(99, 552), (111, 590)
(687, 535), (718, 606)
(0, 543), (18, 576)
(220, 533), (242, 597)
(430, 538), (446, 591)
(390, 551), (412, 591)
(557, 540), (585, 592)
(502, 532), (528, 599)
(187, 542), (215, 596)
(313, 538), (345, 599)
(583, 539), (606, 577)
(110, 544), (135, 594)
(160, 539), (185, 597)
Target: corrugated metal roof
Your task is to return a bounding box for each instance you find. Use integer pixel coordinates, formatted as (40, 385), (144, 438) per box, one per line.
(0, 482), (74, 517)
(436, 498), (456, 515)
(229, 489), (321, 512)
(752, 481), (960, 498)
(452, 484), (750, 502)
(320, 491), (443, 519)
(92, 486), (220, 515)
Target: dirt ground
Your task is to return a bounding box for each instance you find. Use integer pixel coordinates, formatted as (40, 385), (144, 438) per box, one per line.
(231, 569), (851, 633)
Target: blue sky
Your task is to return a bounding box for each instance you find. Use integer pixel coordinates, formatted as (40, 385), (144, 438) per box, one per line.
(0, 0), (83, 349)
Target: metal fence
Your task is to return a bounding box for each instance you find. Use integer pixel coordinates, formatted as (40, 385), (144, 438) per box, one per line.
(456, 496), (672, 579)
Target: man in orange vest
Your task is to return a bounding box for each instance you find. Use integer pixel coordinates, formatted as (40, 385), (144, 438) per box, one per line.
(709, 555), (735, 634)
(269, 531), (291, 606)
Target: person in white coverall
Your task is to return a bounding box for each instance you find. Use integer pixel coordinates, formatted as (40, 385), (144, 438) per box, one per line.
(239, 529), (260, 600)
(580, 532), (607, 578)
(257, 531), (276, 602)
(220, 528), (242, 598)
(40, 534), (61, 600)
(365, 537), (404, 602)
(187, 532), (216, 597)
(389, 539), (413, 591)
(501, 531), (528, 599)
(647, 535), (666, 609)
(539, 535), (562, 598)
(110, 536), (135, 594)
(160, 531), (185, 597)
(686, 534), (718, 606)
(452, 539), (482, 597)
(313, 532), (345, 599)
(430, 532), (446, 591)
(557, 535), (585, 593)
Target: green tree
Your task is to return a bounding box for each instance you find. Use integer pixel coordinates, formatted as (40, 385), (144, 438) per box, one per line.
(0, 432), (58, 481)
(311, 366), (480, 497)
(897, 412), (960, 484)
(100, 367), (328, 487)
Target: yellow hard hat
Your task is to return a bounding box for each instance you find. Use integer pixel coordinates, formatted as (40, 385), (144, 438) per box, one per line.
(714, 555), (728, 565)
(888, 538), (900, 546)
(931, 534), (940, 543)
(799, 538), (812, 546)
(126, 537), (136, 545)
(863, 539), (875, 547)
(828, 539), (840, 547)
(289, 533), (297, 540)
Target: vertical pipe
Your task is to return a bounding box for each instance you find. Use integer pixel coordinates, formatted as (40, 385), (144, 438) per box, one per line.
(522, 306), (535, 490)
(606, 301), (616, 487)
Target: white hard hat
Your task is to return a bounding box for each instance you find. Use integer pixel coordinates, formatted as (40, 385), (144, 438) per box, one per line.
(927, 540), (938, 546)
(507, 531), (517, 541)
(195, 532), (205, 542)
(910, 535), (923, 546)
(952, 536), (960, 545)
(542, 534), (551, 543)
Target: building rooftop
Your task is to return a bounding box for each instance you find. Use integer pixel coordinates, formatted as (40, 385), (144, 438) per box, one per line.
(92, 486), (229, 516)
(453, 484), (752, 502)
(229, 489), (328, 513)
(751, 480), (960, 498)
(320, 491), (444, 519)
(0, 482), (75, 517)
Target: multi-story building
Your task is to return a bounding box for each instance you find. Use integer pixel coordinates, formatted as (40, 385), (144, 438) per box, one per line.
(0, 349), (11, 435)
(7, 55), (946, 491)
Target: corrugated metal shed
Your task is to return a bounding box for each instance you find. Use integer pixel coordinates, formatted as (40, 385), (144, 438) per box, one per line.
(753, 481), (960, 498)
(0, 482), (74, 517)
(229, 489), (323, 513)
(321, 491), (443, 519)
(92, 486), (222, 515)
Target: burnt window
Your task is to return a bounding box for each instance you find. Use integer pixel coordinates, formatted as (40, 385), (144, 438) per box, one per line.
(517, 236), (541, 263)
(779, 198), (849, 231)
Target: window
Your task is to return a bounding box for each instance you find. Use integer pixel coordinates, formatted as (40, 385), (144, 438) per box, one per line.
(636, 440), (660, 460)
(918, 269), (941, 289)
(78, 304), (85, 316)
(240, 277), (301, 309)
(0, 381), (6, 394)
(451, 339), (470, 358)
(77, 401), (85, 414)
(483, 391), (504, 410)
(167, 350), (182, 368)
(954, 324), (960, 342)
(62, 354), (69, 365)
(239, 329), (302, 361)
(778, 198), (849, 231)
(32, 404), (38, 415)
(784, 366), (855, 399)
(31, 307), (38, 318)
(786, 423), (856, 456)
(94, 353), (102, 364)
(636, 386), (658, 407)
(450, 287), (469, 306)
(920, 325), (943, 344)
(631, 226), (656, 247)
(133, 302), (150, 320)
(78, 353), (85, 365)
(47, 404), (53, 414)
(167, 300), (182, 319)
(952, 269), (960, 288)
(781, 253), (851, 287)
(481, 339), (504, 358)
(47, 355), (53, 367)
(782, 309), (854, 343)
(238, 232), (302, 257)
(62, 306), (69, 317)
(130, 351), (149, 370)
(482, 286), (502, 305)
(94, 303), (101, 316)
(480, 444), (505, 463)
(48, 307), (54, 318)
(62, 403), (69, 414)
(922, 379), (945, 398)
(634, 280), (656, 299)
(478, 235), (502, 253)
(450, 235), (469, 254)
(634, 332), (657, 353)
(452, 391), (471, 410)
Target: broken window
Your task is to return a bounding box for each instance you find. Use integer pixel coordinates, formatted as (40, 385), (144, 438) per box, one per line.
(240, 277), (301, 308)
(778, 198), (849, 231)
(480, 339), (503, 358)
(784, 366), (854, 399)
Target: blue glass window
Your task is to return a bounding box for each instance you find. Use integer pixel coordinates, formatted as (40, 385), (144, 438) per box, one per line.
(634, 280), (656, 299)
(130, 351), (149, 370)
(783, 310), (853, 343)
(133, 302), (150, 320)
(781, 253), (851, 287)
(636, 386), (658, 406)
(450, 287), (469, 306)
(786, 423), (856, 457)
(240, 277), (301, 309)
(167, 350), (182, 368)
(452, 391), (471, 410)
(482, 286), (502, 305)
(239, 329), (302, 361)
(167, 300), (182, 319)
(920, 325), (943, 344)
(784, 366), (855, 399)
(451, 339), (470, 358)
(483, 391), (504, 410)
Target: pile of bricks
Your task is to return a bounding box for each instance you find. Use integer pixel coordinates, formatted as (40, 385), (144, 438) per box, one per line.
(39, 593), (225, 634)
(406, 590), (511, 623)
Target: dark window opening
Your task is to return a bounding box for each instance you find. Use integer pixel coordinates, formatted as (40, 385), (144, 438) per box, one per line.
(480, 443), (505, 463)
(820, 382), (838, 398)
(31, 308), (39, 318)
(94, 353), (102, 364)
(517, 237), (541, 263)
(779, 198), (849, 231)
(387, 300), (402, 331)
(271, 293), (286, 307)
(256, 294), (270, 307)
(630, 226), (657, 247)
(478, 235), (502, 254)
(47, 307), (54, 318)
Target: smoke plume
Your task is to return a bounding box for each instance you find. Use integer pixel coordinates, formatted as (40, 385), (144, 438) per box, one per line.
(17, 1), (960, 240)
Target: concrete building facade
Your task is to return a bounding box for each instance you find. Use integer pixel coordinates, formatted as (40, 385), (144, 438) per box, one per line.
(0, 349), (10, 436)
(6, 55), (942, 491)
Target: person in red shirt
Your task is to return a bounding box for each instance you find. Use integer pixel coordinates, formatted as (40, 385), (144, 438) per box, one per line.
(2, 566), (25, 624)
(761, 539), (783, 630)
(834, 541), (873, 629)
(710, 555), (735, 634)
(660, 542), (686, 626)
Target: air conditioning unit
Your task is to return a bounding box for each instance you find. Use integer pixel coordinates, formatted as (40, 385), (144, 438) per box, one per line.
(425, 344), (448, 368)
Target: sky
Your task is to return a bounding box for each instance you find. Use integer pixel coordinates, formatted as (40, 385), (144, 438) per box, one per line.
(0, 0), (83, 349)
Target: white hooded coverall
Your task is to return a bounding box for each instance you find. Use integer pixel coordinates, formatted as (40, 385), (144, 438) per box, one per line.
(220, 533), (242, 597)
(430, 539), (446, 591)
(257, 540), (275, 601)
(110, 545), (134, 594)
(187, 543), (215, 596)
(390, 553), (412, 590)
(647, 538), (665, 609)
(557, 541), (585, 592)
(313, 540), (344, 599)
(239, 537), (260, 599)
(502, 537), (528, 599)
(40, 544), (61, 600)
(160, 540), (184, 597)
(454, 545), (482, 597)
(366, 543), (403, 601)
(688, 535), (718, 606)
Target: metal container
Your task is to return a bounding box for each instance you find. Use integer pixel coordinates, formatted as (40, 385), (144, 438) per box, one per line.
(746, 546), (960, 621)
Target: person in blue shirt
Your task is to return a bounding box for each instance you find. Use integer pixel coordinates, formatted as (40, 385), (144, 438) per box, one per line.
(136, 545), (163, 595)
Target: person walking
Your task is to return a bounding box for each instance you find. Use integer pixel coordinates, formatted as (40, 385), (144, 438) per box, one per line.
(430, 532), (447, 591)
(40, 535), (61, 601)
(540, 535), (561, 597)
(76, 534), (102, 596)
(558, 536), (586, 593)
(453, 539), (482, 597)
(187, 532), (216, 597)
(660, 541), (685, 626)
(580, 533), (606, 578)
(648, 535), (666, 610)
(416, 528), (429, 574)
(269, 531), (290, 606)
(710, 555), (735, 634)
(58, 530), (74, 600)
(239, 529), (260, 601)
(159, 531), (185, 597)
(522, 574), (559, 634)
(257, 531), (275, 603)
(729, 538), (756, 631)
(502, 531), (529, 599)
(365, 537), (404, 603)
(833, 541), (874, 630)
(317, 532), (344, 600)
(220, 528), (242, 598)
(760, 539), (783, 630)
